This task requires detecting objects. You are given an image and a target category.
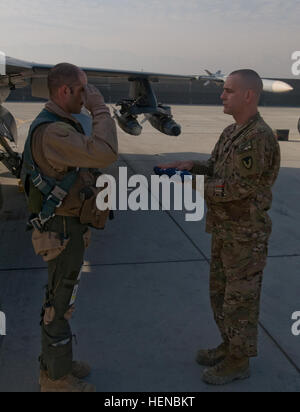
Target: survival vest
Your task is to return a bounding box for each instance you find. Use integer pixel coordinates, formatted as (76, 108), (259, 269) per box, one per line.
(21, 109), (85, 232)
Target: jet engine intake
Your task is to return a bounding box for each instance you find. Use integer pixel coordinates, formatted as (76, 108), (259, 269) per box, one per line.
(113, 109), (142, 136)
(0, 105), (22, 177)
(148, 113), (181, 136)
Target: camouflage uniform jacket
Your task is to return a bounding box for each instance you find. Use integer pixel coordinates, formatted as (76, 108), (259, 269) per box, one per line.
(192, 112), (281, 237)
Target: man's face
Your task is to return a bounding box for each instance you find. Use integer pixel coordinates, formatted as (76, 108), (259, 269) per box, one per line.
(221, 75), (247, 117)
(66, 72), (88, 114)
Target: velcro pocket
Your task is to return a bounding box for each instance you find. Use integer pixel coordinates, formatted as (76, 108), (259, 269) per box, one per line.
(79, 186), (110, 230)
(32, 230), (70, 262)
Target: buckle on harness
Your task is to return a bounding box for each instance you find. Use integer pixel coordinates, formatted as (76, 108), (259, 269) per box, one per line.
(39, 212), (55, 226)
(28, 213), (55, 233)
(51, 185), (68, 202)
(32, 174), (43, 188)
(30, 216), (44, 232)
(46, 194), (62, 209)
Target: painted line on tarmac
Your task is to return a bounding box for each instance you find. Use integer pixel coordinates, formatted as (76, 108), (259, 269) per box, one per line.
(0, 258), (207, 272)
(259, 323), (300, 374)
(1, 253), (300, 273)
(268, 254), (300, 258)
(83, 258), (207, 269)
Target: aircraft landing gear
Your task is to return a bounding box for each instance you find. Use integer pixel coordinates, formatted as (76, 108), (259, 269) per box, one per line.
(0, 106), (22, 178)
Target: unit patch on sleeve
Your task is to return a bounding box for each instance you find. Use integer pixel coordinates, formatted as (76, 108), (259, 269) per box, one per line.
(242, 156), (253, 170)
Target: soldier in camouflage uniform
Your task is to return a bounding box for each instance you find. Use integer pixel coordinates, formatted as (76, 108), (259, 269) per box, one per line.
(158, 69), (280, 385)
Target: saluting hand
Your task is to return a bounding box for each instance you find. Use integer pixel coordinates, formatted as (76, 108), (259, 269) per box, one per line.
(83, 84), (108, 115)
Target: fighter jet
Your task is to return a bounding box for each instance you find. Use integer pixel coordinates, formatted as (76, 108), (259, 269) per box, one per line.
(201, 70), (294, 93)
(0, 55), (199, 176)
(0, 55), (295, 178)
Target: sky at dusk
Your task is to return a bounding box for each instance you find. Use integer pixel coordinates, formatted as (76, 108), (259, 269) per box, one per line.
(1, 0), (299, 78)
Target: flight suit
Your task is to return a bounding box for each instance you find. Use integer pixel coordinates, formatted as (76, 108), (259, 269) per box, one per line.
(30, 100), (118, 380)
(192, 113), (280, 358)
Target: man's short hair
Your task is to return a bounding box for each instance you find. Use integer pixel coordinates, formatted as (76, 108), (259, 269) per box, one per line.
(230, 69), (263, 97)
(48, 63), (82, 97)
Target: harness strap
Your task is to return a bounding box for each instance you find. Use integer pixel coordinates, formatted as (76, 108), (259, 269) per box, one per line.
(22, 109), (85, 231)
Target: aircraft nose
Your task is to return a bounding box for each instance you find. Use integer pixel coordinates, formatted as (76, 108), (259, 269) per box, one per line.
(272, 81), (294, 93)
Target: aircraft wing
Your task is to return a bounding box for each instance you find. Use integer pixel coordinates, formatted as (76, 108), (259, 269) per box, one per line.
(3, 56), (294, 94)
(0, 56), (295, 143)
(3, 56), (197, 86)
(32, 64), (197, 81)
(1, 56), (198, 106)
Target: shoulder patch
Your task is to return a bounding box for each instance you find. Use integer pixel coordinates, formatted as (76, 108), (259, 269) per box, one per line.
(242, 156), (253, 170)
(238, 140), (253, 153)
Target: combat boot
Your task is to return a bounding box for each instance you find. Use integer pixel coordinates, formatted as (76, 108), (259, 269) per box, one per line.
(39, 360), (91, 384)
(202, 354), (250, 385)
(196, 342), (228, 366)
(71, 361), (91, 379)
(40, 373), (96, 392)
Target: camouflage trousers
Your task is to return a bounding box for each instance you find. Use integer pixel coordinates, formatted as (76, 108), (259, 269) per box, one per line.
(39, 216), (89, 380)
(209, 231), (270, 358)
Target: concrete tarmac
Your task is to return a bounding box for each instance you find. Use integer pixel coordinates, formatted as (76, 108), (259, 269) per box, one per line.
(0, 103), (300, 392)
